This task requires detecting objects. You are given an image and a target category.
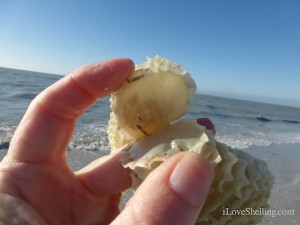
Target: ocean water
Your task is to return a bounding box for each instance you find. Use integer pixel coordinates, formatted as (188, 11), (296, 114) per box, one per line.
(1, 67), (300, 153)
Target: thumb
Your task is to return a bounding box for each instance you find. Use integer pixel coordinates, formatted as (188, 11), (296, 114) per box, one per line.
(112, 152), (214, 225)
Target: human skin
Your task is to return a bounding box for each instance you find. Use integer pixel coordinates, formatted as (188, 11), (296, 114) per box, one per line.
(0, 58), (214, 225)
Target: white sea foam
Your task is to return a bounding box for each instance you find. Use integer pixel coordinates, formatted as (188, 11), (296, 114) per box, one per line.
(216, 131), (300, 149)
(69, 124), (110, 152)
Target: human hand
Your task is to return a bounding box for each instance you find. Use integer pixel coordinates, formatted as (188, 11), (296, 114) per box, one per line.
(0, 59), (214, 225)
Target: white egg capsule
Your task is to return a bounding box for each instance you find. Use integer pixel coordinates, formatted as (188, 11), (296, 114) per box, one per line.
(107, 56), (273, 225)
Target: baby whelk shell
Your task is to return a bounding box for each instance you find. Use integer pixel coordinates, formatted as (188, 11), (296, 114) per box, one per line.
(108, 56), (196, 149)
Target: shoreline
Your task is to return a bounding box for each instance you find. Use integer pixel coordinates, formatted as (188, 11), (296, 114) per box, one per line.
(0, 143), (299, 224)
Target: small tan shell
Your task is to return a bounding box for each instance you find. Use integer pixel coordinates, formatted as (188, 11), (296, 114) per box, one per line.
(121, 119), (274, 225)
(108, 56), (196, 149)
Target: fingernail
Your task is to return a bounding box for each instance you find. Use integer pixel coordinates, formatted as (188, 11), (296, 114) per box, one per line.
(169, 152), (214, 207)
(196, 118), (216, 135)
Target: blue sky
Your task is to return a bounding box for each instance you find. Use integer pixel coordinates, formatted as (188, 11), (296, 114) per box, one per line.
(0, 0), (300, 107)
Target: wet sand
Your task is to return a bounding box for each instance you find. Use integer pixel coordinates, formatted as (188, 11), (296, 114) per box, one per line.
(245, 144), (300, 225)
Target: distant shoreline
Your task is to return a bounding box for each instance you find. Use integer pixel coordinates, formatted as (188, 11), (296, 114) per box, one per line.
(197, 91), (300, 109)
(0, 66), (64, 77)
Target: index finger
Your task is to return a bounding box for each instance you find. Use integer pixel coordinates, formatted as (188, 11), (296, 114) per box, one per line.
(7, 58), (134, 164)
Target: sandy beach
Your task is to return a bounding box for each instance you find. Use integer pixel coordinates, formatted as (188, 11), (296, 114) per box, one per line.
(245, 144), (300, 225)
(0, 143), (299, 224)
